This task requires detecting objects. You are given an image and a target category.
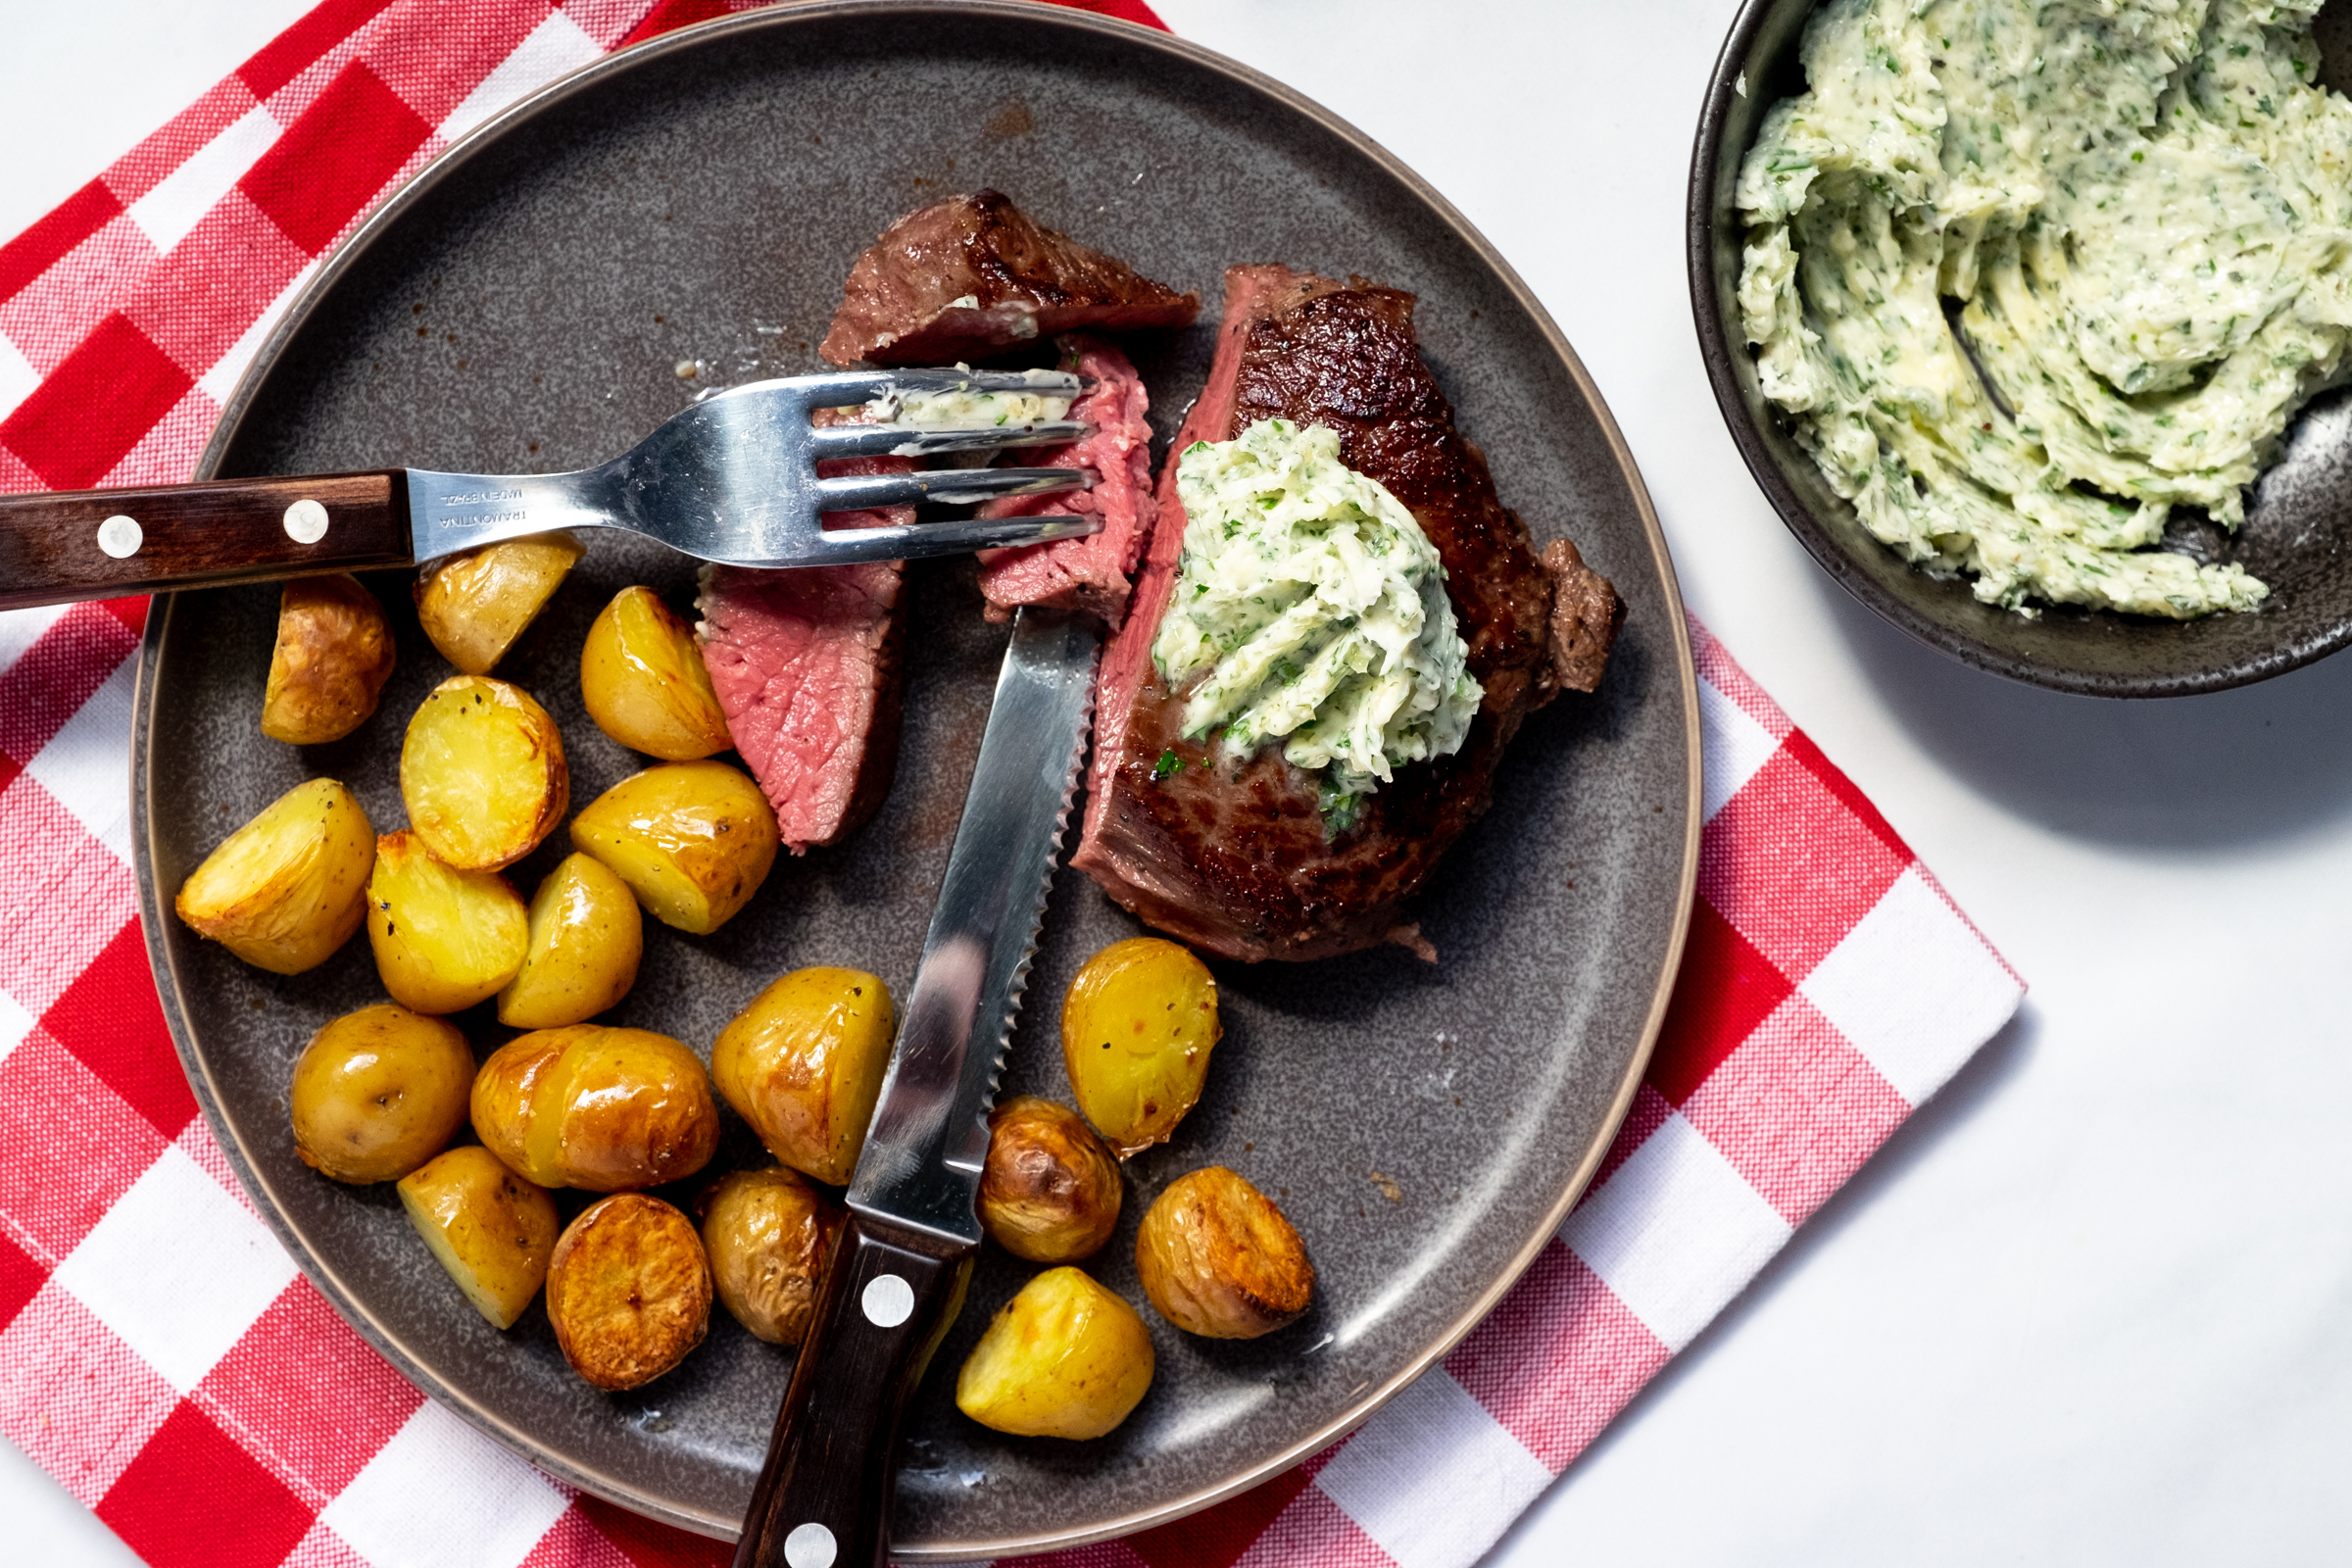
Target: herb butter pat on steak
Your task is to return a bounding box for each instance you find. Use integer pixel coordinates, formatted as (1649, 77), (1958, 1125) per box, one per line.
(1153, 418), (1480, 831)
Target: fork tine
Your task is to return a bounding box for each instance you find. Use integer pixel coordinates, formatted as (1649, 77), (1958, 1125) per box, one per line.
(785, 514), (1103, 567)
(773, 368), (1089, 411)
(808, 420), (1093, 461)
(815, 466), (1097, 514)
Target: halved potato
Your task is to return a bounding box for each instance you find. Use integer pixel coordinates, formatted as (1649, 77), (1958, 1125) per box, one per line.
(1061, 937), (1221, 1155)
(497, 853), (644, 1029)
(470, 1025), (719, 1192)
(289, 1004), (472, 1183)
(397, 1145), (559, 1329)
(262, 573), (396, 744)
(547, 1193), (711, 1391)
(569, 760), (779, 935)
(955, 1266), (1154, 1440)
(979, 1097), (1123, 1264)
(367, 830), (528, 1013)
(415, 532), (584, 675)
(580, 586), (732, 760)
(174, 778), (375, 974)
(400, 675), (568, 871)
(700, 1165), (842, 1346)
(710, 967), (895, 1185)
(1134, 1166), (1312, 1340)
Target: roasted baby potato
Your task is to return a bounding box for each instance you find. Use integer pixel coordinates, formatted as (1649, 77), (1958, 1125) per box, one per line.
(289, 1004), (472, 1183)
(415, 532), (584, 675)
(1135, 1167), (1312, 1340)
(955, 1266), (1154, 1440)
(979, 1097), (1123, 1263)
(174, 778), (375, 974)
(400, 675), (568, 871)
(700, 1165), (842, 1346)
(580, 586), (732, 760)
(397, 1145), (560, 1329)
(261, 574), (396, 744)
(710, 967), (895, 1185)
(367, 831), (528, 1013)
(546, 1193), (711, 1391)
(570, 760), (779, 936)
(1061, 937), (1221, 1155)
(471, 1025), (719, 1192)
(497, 853), (643, 1029)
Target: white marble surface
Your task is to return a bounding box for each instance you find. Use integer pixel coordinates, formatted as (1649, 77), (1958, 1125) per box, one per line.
(13, 1), (2352, 1563)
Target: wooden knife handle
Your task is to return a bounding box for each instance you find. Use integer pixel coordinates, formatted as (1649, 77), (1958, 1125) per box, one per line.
(732, 1214), (972, 1568)
(0, 470), (413, 611)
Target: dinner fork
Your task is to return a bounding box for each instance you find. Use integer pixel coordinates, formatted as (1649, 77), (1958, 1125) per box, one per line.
(0, 368), (1102, 612)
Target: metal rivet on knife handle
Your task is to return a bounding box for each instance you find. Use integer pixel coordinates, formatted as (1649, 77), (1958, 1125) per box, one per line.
(782, 1523), (836, 1568)
(860, 1274), (914, 1328)
(96, 514), (142, 559)
(282, 498), (329, 543)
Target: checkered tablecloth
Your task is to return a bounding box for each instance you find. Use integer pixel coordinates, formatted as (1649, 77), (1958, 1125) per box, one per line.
(0, 3), (2027, 1566)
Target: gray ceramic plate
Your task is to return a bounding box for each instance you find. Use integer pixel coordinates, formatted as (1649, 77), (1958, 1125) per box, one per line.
(128, 3), (1698, 1555)
(1692, 0), (2352, 698)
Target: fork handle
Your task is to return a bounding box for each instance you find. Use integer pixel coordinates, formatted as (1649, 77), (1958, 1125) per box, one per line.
(0, 470), (413, 612)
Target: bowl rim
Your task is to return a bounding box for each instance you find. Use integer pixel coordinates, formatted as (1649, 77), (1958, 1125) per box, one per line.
(132, 0), (1705, 1557)
(1684, 0), (2352, 700)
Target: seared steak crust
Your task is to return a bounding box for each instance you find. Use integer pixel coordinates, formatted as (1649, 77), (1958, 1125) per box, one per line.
(821, 191), (1199, 367)
(1073, 267), (1615, 962)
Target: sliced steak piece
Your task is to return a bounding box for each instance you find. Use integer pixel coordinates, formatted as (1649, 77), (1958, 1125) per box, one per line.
(974, 336), (1157, 628)
(1072, 266), (1618, 962)
(696, 416), (908, 856)
(820, 190), (1199, 367)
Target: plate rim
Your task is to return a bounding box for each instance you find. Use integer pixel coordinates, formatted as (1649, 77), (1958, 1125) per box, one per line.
(131, 1), (1703, 1554)
(1684, 0), (2352, 700)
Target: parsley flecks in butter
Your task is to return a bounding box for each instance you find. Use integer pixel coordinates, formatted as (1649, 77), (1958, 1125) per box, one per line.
(863, 365), (1073, 428)
(1735, 0), (2352, 619)
(1152, 419), (1481, 820)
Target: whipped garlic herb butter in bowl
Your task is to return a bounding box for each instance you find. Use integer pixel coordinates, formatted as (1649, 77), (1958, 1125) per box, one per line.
(1693, 0), (2352, 695)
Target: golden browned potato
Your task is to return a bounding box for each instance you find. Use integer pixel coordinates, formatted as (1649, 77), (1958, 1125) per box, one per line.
(174, 778), (375, 974)
(289, 1004), (472, 1183)
(955, 1266), (1154, 1439)
(400, 675), (568, 871)
(415, 532), (584, 675)
(1061, 937), (1220, 1156)
(367, 830), (528, 1013)
(700, 1166), (842, 1346)
(546, 1193), (711, 1391)
(569, 760), (779, 936)
(496, 853), (643, 1029)
(580, 586), (732, 760)
(261, 574), (396, 744)
(979, 1097), (1122, 1264)
(397, 1145), (560, 1329)
(1134, 1167), (1312, 1340)
(471, 1025), (719, 1192)
(710, 967), (894, 1185)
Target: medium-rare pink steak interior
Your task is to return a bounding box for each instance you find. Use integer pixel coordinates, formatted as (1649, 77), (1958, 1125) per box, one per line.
(820, 190), (1199, 367)
(1071, 265), (1622, 962)
(973, 335), (1157, 628)
(696, 417), (910, 856)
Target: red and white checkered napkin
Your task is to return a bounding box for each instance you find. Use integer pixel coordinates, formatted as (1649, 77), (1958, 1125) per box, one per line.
(0, 3), (2026, 1565)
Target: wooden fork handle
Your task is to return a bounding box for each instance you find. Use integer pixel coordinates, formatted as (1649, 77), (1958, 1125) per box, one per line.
(0, 470), (414, 612)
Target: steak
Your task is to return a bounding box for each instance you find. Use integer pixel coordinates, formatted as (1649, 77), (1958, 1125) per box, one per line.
(1071, 266), (1621, 962)
(696, 416), (909, 855)
(820, 190), (1199, 367)
(974, 336), (1157, 628)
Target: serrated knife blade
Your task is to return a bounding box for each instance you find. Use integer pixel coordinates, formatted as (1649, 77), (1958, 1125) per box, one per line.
(733, 605), (1102, 1568)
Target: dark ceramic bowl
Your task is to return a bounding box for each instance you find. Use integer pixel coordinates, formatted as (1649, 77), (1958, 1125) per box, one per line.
(1690, 0), (2352, 698)
(130, 2), (1699, 1558)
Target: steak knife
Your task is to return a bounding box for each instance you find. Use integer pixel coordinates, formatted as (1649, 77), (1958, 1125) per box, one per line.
(732, 605), (1102, 1568)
